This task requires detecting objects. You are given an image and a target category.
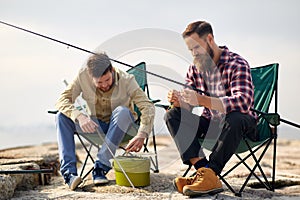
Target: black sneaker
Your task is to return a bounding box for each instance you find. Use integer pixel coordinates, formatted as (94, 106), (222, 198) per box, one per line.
(64, 173), (82, 190)
(92, 167), (109, 185)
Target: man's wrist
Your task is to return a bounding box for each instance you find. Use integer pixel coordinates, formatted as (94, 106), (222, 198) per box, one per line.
(76, 113), (86, 122)
(136, 131), (149, 138)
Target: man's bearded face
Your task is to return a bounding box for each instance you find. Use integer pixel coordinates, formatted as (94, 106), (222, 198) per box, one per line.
(193, 42), (215, 72)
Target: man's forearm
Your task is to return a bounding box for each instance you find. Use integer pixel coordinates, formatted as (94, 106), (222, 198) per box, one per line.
(198, 95), (225, 113)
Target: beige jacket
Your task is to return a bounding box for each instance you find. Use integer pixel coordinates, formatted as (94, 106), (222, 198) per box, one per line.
(55, 67), (155, 136)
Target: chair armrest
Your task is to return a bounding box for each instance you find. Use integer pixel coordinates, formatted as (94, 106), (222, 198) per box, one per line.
(47, 110), (58, 114)
(151, 99), (161, 104)
(155, 103), (170, 111)
(261, 113), (280, 126)
(251, 108), (280, 126)
(47, 104), (87, 115)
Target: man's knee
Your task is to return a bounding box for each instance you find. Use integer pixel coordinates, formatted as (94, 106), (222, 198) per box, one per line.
(226, 112), (244, 125)
(226, 112), (257, 140)
(112, 106), (131, 118)
(164, 107), (181, 122)
(56, 112), (64, 120)
(111, 106), (133, 131)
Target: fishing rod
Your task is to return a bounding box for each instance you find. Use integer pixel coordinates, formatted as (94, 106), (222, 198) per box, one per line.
(0, 20), (208, 95)
(2, 20), (300, 130)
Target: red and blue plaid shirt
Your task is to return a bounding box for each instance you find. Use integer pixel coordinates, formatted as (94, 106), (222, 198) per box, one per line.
(185, 46), (257, 120)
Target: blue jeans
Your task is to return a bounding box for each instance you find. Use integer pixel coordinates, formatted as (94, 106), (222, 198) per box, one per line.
(56, 106), (134, 176)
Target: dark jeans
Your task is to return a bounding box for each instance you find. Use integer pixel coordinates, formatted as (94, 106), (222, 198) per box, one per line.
(164, 107), (257, 175)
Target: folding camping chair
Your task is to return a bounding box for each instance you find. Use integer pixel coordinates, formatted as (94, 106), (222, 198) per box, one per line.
(181, 63), (281, 196)
(49, 62), (160, 181)
(125, 61), (160, 173)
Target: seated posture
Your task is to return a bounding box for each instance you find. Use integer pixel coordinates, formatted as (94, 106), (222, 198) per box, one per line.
(55, 52), (155, 190)
(164, 21), (257, 197)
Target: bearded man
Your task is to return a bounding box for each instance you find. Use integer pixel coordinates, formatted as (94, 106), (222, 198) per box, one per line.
(164, 21), (257, 197)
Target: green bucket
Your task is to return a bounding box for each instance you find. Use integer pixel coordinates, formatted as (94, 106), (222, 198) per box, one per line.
(113, 155), (150, 187)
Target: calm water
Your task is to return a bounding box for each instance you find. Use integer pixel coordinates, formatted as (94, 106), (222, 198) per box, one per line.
(0, 124), (57, 150)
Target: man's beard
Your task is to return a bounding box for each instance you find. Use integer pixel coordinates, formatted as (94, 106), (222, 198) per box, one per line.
(99, 86), (111, 92)
(193, 44), (215, 72)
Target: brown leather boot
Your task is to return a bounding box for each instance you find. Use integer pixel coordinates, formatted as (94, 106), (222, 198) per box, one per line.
(182, 167), (223, 197)
(173, 176), (194, 193)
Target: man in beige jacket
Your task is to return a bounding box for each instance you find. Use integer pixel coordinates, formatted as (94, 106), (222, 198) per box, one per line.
(55, 52), (155, 190)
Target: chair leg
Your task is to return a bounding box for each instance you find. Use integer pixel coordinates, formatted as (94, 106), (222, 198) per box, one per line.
(143, 138), (150, 152)
(76, 132), (95, 163)
(271, 134), (277, 191)
(218, 175), (240, 196)
(182, 164), (192, 177)
(238, 138), (273, 194)
(80, 144), (92, 178)
(151, 129), (159, 173)
(235, 153), (270, 189)
(214, 136), (277, 196)
(82, 166), (94, 181)
(75, 132), (96, 180)
(142, 129), (159, 173)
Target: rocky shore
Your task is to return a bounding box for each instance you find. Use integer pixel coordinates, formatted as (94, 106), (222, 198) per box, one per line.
(1, 135), (300, 200)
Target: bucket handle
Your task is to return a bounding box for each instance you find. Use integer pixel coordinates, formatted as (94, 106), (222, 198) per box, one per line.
(119, 146), (134, 157)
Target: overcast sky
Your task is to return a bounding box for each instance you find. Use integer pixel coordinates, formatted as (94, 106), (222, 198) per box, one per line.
(0, 0), (300, 148)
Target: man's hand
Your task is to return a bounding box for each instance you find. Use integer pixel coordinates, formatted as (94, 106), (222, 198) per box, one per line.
(168, 89), (193, 111)
(167, 90), (181, 107)
(125, 135), (145, 152)
(182, 89), (225, 112)
(77, 114), (98, 133)
(181, 89), (200, 106)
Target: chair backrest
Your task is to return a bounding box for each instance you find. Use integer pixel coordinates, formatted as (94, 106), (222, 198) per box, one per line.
(126, 62), (148, 93)
(251, 63), (279, 141)
(251, 63), (278, 114)
(126, 62), (149, 123)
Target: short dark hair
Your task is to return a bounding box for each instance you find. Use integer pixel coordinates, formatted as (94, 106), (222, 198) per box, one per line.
(182, 21), (213, 39)
(87, 52), (113, 77)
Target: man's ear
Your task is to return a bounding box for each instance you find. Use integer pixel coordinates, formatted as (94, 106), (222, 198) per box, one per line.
(206, 33), (214, 45)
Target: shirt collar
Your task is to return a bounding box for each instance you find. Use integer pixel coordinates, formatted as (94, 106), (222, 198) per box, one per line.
(112, 67), (120, 86)
(218, 46), (230, 65)
(214, 46), (230, 72)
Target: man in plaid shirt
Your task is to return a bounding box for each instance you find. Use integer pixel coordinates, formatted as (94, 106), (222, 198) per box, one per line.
(165, 21), (257, 197)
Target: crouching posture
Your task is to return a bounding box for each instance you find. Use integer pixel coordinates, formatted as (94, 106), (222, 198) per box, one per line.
(55, 52), (155, 190)
(164, 21), (257, 197)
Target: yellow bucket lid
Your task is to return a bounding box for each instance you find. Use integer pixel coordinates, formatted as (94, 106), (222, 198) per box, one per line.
(113, 156), (150, 173)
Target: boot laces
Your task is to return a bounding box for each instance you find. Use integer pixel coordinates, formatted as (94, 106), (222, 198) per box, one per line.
(186, 177), (194, 185)
(191, 169), (205, 184)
